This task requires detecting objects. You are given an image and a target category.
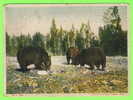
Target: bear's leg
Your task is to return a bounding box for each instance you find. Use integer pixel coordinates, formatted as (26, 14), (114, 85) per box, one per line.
(35, 64), (43, 70)
(88, 64), (94, 70)
(20, 65), (28, 72)
(96, 65), (100, 70)
(101, 63), (106, 71)
(81, 63), (85, 66)
(67, 57), (70, 64)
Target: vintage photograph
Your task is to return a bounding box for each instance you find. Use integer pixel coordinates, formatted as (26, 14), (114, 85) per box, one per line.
(5, 4), (128, 96)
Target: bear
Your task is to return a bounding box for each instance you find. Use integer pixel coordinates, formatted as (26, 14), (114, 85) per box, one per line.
(17, 46), (51, 72)
(66, 47), (80, 64)
(72, 47), (106, 71)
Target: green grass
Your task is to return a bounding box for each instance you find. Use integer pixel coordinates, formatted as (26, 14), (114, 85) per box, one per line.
(6, 64), (128, 94)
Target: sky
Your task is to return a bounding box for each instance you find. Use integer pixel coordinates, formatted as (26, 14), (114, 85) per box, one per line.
(5, 4), (128, 36)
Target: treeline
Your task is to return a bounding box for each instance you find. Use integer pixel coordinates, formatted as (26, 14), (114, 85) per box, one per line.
(6, 6), (127, 56)
(6, 20), (99, 56)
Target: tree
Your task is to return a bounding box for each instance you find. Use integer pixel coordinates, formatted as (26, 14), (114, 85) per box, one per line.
(49, 18), (59, 55)
(75, 30), (85, 50)
(58, 26), (65, 55)
(9, 35), (18, 56)
(90, 36), (100, 47)
(62, 30), (69, 55)
(32, 32), (45, 49)
(84, 21), (96, 48)
(99, 6), (127, 56)
(68, 25), (76, 47)
(6, 32), (10, 55)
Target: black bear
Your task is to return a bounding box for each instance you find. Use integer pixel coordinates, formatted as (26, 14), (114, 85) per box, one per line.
(17, 46), (51, 72)
(72, 47), (106, 71)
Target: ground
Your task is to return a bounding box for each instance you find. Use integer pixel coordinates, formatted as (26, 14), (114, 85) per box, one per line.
(6, 56), (128, 95)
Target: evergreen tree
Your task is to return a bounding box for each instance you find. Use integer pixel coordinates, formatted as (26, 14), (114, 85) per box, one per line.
(49, 18), (59, 55)
(32, 32), (45, 49)
(6, 32), (10, 55)
(75, 30), (85, 50)
(99, 6), (127, 56)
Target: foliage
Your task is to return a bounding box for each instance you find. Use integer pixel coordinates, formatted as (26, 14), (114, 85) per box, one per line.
(99, 6), (127, 56)
(32, 32), (45, 49)
(6, 6), (127, 56)
(6, 19), (98, 56)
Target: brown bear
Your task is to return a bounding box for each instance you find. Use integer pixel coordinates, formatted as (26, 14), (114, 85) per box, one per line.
(66, 47), (80, 64)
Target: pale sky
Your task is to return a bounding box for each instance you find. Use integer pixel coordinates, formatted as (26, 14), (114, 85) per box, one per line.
(5, 4), (128, 36)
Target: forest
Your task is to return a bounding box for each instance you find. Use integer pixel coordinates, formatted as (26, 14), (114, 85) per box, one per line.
(6, 6), (127, 56)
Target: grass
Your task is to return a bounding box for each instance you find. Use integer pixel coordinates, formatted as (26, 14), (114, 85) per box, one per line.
(6, 64), (128, 94)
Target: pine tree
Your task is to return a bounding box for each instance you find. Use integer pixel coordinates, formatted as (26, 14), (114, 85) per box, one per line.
(99, 6), (127, 56)
(32, 32), (45, 49)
